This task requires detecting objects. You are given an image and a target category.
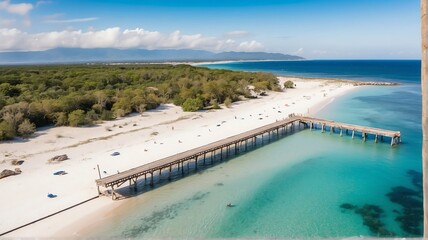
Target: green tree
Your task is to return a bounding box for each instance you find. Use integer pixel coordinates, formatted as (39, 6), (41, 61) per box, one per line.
(0, 64), (281, 141)
(112, 97), (132, 117)
(28, 102), (47, 127)
(0, 121), (15, 140)
(182, 98), (203, 112)
(85, 110), (98, 125)
(54, 112), (68, 126)
(0, 102), (28, 134)
(252, 81), (269, 92)
(17, 119), (36, 138)
(68, 109), (86, 127)
(100, 110), (114, 120)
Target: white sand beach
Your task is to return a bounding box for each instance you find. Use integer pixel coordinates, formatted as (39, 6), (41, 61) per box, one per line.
(0, 77), (356, 237)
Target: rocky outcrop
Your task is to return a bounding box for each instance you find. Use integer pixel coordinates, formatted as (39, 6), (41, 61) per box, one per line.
(48, 154), (69, 163)
(0, 169), (21, 179)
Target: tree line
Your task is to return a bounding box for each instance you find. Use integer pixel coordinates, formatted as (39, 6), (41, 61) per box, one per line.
(0, 64), (280, 140)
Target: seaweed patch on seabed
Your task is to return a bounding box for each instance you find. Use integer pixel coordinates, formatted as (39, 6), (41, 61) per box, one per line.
(340, 203), (395, 237)
(340, 170), (423, 237)
(121, 191), (210, 238)
(386, 170), (423, 236)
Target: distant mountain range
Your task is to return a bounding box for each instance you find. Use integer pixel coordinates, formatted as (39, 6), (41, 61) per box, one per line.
(0, 48), (304, 64)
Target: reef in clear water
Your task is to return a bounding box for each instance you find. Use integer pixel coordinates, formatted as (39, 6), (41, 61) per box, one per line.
(340, 169), (423, 237)
(340, 203), (395, 237)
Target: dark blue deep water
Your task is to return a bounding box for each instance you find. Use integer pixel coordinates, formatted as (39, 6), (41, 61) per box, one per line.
(201, 60), (421, 83)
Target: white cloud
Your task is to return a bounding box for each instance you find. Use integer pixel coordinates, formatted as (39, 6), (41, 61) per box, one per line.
(36, 0), (51, 7)
(237, 40), (264, 51)
(0, 0), (32, 16)
(44, 17), (99, 24)
(0, 27), (265, 52)
(294, 47), (304, 55)
(224, 30), (250, 38)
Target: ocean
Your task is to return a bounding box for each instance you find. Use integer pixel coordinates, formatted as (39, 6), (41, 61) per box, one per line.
(90, 60), (422, 238)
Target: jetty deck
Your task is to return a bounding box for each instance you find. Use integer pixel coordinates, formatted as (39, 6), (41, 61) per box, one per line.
(96, 116), (401, 199)
(300, 117), (401, 143)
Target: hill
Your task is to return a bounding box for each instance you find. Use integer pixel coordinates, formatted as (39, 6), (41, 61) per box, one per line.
(0, 48), (304, 64)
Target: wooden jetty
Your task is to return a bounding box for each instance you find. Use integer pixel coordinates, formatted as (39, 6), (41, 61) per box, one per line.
(96, 115), (401, 200)
(300, 116), (401, 145)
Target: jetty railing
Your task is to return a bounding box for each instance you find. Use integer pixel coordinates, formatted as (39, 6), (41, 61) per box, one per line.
(300, 116), (401, 145)
(95, 115), (401, 200)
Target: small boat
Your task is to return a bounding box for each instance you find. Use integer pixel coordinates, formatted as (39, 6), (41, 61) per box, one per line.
(226, 203), (235, 207)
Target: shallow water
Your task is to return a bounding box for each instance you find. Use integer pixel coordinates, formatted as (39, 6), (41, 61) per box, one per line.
(90, 60), (422, 238)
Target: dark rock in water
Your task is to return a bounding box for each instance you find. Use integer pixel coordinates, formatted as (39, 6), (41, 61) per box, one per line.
(355, 205), (394, 237)
(395, 208), (423, 236)
(355, 204), (384, 218)
(386, 186), (422, 209)
(407, 170), (422, 189)
(388, 186), (419, 197)
(340, 203), (356, 210)
(340, 203), (395, 237)
(386, 185), (423, 236)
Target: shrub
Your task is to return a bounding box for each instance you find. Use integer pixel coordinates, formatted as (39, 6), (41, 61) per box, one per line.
(91, 103), (103, 114)
(68, 109), (86, 127)
(284, 80), (295, 89)
(17, 119), (36, 138)
(100, 110), (114, 120)
(0, 121), (15, 140)
(173, 96), (184, 106)
(136, 104), (146, 115)
(54, 112), (68, 126)
(114, 109), (126, 118)
(85, 110), (98, 122)
(182, 98), (203, 112)
(224, 97), (232, 108)
(210, 99), (220, 109)
(112, 97), (132, 116)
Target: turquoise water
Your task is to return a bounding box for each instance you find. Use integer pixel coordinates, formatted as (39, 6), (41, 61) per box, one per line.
(91, 60), (422, 238)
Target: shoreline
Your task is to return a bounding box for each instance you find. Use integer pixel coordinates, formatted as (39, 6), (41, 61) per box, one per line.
(1, 76), (362, 237)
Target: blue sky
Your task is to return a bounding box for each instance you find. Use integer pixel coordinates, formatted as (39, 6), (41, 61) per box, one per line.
(0, 0), (421, 59)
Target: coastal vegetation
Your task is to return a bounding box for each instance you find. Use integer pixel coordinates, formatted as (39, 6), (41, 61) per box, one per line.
(0, 64), (279, 140)
(283, 80), (295, 89)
